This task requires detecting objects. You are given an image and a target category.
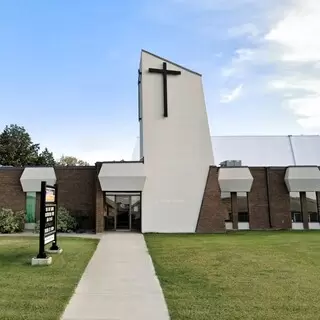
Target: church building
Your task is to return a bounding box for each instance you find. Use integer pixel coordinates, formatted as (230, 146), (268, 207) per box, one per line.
(1, 50), (320, 233)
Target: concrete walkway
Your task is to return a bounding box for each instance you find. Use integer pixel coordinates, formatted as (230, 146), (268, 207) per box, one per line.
(0, 231), (101, 239)
(61, 233), (170, 320)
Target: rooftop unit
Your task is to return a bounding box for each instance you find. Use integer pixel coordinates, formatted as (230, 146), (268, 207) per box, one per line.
(220, 160), (242, 167)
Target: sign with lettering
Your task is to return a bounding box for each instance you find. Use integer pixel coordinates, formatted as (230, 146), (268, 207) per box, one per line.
(37, 181), (60, 259)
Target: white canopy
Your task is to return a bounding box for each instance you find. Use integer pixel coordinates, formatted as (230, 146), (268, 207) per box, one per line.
(218, 167), (253, 192)
(285, 166), (320, 192)
(98, 162), (146, 191)
(20, 167), (56, 192)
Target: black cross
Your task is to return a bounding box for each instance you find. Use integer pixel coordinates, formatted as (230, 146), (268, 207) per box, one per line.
(148, 62), (181, 117)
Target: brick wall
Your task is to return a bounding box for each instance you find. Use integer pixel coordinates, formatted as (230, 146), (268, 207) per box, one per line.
(196, 166), (226, 233)
(267, 168), (291, 229)
(249, 168), (270, 229)
(197, 166), (292, 232)
(0, 168), (25, 211)
(0, 166), (96, 230)
(94, 162), (104, 233)
(0, 164), (295, 233)
(55, 166), (96, 230)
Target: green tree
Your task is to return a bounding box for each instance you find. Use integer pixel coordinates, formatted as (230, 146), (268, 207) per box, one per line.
(37, 148), (56, 166)
(0, 124), (39, 166)
(57, 155), (90, 166)
(0, 124), (55, 166)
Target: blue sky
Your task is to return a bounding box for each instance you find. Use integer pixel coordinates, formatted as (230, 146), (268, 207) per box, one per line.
(1, 0), (319, 164)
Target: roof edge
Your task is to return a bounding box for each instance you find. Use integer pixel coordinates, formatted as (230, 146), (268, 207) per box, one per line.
(141, 49), (202, 77)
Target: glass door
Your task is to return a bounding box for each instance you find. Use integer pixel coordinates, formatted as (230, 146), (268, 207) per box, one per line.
(115, 195), (130, 230)
(130, 195), (141, 231)
(105, 195), (117, 230)
(104, 193), (141, 231)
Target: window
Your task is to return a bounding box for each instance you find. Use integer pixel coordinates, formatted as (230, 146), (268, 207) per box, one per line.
(221, 192), (232, 222)
(26, 192), (36, 223)
(306, 192), (319, 222)
(290, 192), (302, 222)
(104, 195), (117, 230)
(237, 192), (249, 222)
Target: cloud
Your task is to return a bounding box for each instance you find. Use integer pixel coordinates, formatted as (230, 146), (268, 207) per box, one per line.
(262, 0), (320, 128)
(228, 23), (260, 38)
(215, 0), (320, 129)
(147, 0), (320, 129)
(265, 0), (320, 63)
(221, 48), (255, 79)
(220, 84), (243, 103)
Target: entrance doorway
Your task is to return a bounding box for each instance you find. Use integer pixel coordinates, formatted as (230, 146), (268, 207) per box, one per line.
(104, 192), (141, 231)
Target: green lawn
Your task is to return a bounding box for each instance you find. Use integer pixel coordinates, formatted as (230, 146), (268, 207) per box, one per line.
(0, 237), (98, 320)
(145, 231), (320, 320)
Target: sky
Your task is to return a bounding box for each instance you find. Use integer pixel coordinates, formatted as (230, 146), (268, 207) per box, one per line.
(1, 0), (319, 164)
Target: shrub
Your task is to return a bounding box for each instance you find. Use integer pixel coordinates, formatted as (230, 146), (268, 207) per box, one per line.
(57, 207), (77, 232)
(14, 210), (25, 232)
(0, 208), (26, 233)
(34, 206), (77, 233)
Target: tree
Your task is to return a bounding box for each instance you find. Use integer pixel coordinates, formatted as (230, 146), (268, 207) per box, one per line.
(37, 148), (56, 166)
(0, 124), (56, 167)
(0, 124), (39, 166)
(57, 155), (90, 166)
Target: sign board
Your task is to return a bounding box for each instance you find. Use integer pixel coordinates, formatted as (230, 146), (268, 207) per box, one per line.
(37, 181), (60, 259)
(45, 186), (56, 203)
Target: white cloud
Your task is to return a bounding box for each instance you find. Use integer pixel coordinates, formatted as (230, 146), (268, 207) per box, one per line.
(263, 0), (320, 128)
(221, 48), (255, 79)
(235, 48), (255, 62)
(221, 67), (236, 78)
(220, 84), (243, 103)
(218, 0), (320, 129)
(228, 23), (260, 38)
(265, 0), (320, 62)
(150, 0), (320, 129)
(288, 97), (320, 129)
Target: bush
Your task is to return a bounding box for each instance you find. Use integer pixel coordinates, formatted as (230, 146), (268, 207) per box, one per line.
(0, 208), (26, 234)
(14, 210), (25, 232)
(57, 207), (77, 232)
(34, 206), (77, 233)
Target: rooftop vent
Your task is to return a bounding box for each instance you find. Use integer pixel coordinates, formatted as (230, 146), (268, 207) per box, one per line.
(220, 160), (242, 167)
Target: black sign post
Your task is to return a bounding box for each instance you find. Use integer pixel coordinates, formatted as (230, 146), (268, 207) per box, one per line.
(37, 181), (60, 259)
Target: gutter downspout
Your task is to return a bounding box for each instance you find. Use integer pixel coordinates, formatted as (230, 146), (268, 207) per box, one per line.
(288, 135), (297, 165)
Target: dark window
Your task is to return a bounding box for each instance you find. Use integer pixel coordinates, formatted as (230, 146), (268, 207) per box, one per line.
(290, 192), (302, 222)
(238, 212), (249, 222)
(306, 192), (319, 222)
(237, 192), (249, 222)
(221, 192), (232, 222)
(105, 195), (116, 230)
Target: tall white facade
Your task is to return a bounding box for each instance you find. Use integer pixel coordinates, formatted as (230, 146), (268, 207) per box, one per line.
(139, 50), (214, 232)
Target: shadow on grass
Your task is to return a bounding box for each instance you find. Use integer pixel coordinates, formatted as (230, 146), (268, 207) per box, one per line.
(0, 249), (36, 266)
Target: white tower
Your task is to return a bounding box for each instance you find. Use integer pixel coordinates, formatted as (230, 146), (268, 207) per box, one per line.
(139, 50), (214, 232)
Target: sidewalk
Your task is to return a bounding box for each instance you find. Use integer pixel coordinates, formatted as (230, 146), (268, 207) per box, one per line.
(61, 232), (170, 320)
(0, 231), (101, 239)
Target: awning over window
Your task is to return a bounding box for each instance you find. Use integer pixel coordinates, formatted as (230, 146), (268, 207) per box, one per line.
(218, 167), (253, 192)
(98, 162), (146, 191)
(20, 167), (56, 192)
(285, 166), (320, 192)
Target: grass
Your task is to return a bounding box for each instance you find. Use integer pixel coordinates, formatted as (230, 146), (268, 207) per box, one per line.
(0, 237), (98, 320)
(145, 231), (320, 320)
